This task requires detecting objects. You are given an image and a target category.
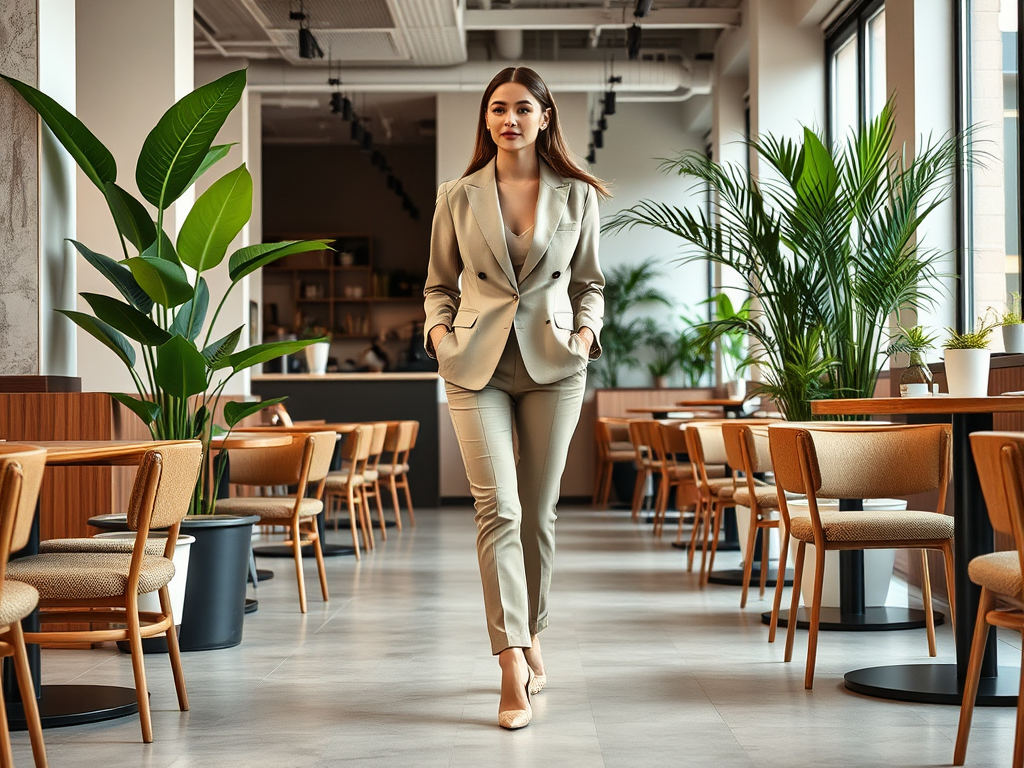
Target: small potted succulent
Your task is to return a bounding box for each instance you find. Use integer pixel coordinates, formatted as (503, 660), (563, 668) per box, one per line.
(1002, 293), (1024, 354)
(943, 318), (999, 397)
(887, 324), (937, 397)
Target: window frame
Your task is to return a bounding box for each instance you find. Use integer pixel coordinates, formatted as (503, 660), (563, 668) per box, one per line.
(825, 0), (886, 145)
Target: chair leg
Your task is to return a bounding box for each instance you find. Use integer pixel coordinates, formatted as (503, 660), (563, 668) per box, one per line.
(653, 474), (669, 537)
(372, 484), (388, 542)
(704, 501), (725, 585)
(388, 477), (404, 530)
(159, 586), (189, 712)
(687, 495), (705, 572)
(920, 550), (937, 657)
(631, 467), (647, 523)
(10, 622), (46, 768)
(359, 487), (374, 550)
(953, 588), (996, 766)
(380, 479), (400, 531)
(740, 505), (759, 608)
(600, 462), (615, 509)
(400, 476), (415, 526)
(0, 665), (13, 768)
(804, 543), (826, 690)
(311, 521), (329, 602)
(592, 460), (605, 505)
(345, 489), (361, 558)
(292, 522), (308, 613)
(942, 541), (957, 634)
(126, 593), (154, 742)
(759, 524), (771, 600)
(769, 530), (790, 644)
(785, 541), (806, 663)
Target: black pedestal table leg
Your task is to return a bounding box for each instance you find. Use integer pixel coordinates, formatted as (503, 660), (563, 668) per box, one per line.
(953, 411), (997, 680)
(839, 499), (865, 615)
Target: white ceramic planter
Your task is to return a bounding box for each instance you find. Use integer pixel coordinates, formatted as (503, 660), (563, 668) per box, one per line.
(727, 378), (747, 401)
(95, 532), (194, 619)
(305, 342), (330, 375)
(1004, 324), (1024, 354)
(943, 348), (991, 397)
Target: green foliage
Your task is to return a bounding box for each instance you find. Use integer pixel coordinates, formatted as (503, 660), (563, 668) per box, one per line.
(944, 318), (999, 350)
(604, 99), (965, 419)
(4, 68), (327, 513)
(592, 258), (672, 387)
(701, 293), (752, 381)
(1003, 293), (1023, 325)
(886, 324), (937, 357)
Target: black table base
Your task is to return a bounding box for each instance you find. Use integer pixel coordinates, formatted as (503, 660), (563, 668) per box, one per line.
(763, 606), (937, 631)
(245, 598), (258, 614)
(708, 566), (793, 587)
(845, 664), (1019, 706)
(254, 543), (355, 558)
(256, 569), (274, 582)
(7, 685), (138, 730)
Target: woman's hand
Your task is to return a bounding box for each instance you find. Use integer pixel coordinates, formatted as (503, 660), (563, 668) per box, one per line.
(576, 326), (595, 354)
(429, 324), (451, 354)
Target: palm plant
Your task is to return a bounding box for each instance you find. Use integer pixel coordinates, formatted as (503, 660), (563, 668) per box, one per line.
(3, 69), (326, 512)
(593, 258), (671, 387)
(676, 313), (714, 387)
(603, 101), (964, 420)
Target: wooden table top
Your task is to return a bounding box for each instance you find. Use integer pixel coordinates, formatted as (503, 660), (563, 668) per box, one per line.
(29, 440), (198, 466)
(209, 434), (294, 450)
(675, 398), (746, 407)
(811, 396), (1024, 416)
(235, 423), (360, 434)
(625, 407), (722, 415)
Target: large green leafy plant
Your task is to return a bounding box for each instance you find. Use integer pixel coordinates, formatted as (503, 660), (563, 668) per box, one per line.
(2, 68), (326, 512)
(604, 102), (962, 420)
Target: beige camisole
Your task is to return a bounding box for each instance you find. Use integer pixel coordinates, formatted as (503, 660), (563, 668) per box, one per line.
(505, 224), (533, 280)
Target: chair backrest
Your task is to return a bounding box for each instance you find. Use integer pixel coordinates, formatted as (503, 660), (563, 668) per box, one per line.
(343, 424), (374, 464)
(305, 431), (340, 484)
(0, 446), (47, 587)
(366, 422), (388, 471)
(628, 420), (653, 465)
(769, 423), (951, 504)
(693, 423), (730, 466)
(970, 433), (1024, 572)
(721, 422), (776, 476)
(273, 403), (294, 427)
(594, 418), (612, 460)
(659, 422), (689, 455)
(127, 441), (203, 532)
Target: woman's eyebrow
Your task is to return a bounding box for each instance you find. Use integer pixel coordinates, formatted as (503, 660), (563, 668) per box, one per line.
(489, 100), (533, 106)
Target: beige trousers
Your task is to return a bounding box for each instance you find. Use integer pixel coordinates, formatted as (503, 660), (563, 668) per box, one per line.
(445, 332), (586, 654)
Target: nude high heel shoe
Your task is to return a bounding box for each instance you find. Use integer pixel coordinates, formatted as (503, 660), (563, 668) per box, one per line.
(528, 670), (546, 695)
(498, 668), (534, 730)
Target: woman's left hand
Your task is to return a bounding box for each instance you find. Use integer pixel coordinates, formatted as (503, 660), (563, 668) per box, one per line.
(576, 326), (595, 355)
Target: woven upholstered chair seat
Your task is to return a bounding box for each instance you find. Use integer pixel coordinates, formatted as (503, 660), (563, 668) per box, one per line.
(363, 469), (379, 483)
(609, 441), (632, 453)
(216, 496), (323, 519)
(376, 463), (409, 476)
(7, 553), (174, 600)
(733, 486), (779, 509)
(324, 472), (365, 490)
(0, 580), (38, 626)
(41, 538), (165, 555)
(789, 509), (954, 543)
(666, 465), (695, 481)
(608, 449), (635, 461)
(968, 551), (1023, 601)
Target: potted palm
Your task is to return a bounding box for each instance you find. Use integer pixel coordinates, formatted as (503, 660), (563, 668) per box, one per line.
(944, 318), (998, 398)
(645, 326), (677, 388)
(604, 101), (964, 420)
(2, 69), (328, 649)
(703, 293), (752, 399)
(1003, 293), (1024, 353)
(676, 315), (714, 388)
(887, 324), (937, 397)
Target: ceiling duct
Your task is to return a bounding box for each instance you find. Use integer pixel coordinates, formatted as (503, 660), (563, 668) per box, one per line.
(494, 29), (523, 60)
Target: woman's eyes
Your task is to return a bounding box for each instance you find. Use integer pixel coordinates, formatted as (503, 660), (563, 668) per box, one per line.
(490, 107), (532, 115)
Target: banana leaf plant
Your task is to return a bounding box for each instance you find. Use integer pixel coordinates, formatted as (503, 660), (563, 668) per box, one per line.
(604, 101), (965, 420)
(2, 68), (327, 513)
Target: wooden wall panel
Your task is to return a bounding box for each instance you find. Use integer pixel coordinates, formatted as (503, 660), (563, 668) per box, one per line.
(594, 387), (716, 419)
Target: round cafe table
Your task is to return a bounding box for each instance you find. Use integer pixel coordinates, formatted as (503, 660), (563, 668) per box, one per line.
(5, 440), (196, 730)
(810, 395), (1024, 705)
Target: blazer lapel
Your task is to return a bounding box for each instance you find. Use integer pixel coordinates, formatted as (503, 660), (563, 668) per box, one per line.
(464, 160), (517, 287)
(518, 161), (571, 282)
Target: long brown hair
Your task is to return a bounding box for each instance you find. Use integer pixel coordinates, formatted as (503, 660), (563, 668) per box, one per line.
(463, 67), (611, 198)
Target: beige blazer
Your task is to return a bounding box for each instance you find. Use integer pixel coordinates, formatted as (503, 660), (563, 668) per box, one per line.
(423, 158), (605, 391)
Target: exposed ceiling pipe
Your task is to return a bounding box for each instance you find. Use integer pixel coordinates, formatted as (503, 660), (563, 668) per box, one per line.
(464, 8), (741, 31)
(494, 29), (524, 60)
(245, 59), (710, 98)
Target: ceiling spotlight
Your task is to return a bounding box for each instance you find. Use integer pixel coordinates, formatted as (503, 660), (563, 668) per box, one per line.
(604, 91), (616, 116)
(291, 3), (323, 59)
(592, 130), (604, 149)
(634, 0), (653, 18)
(330, 92), (343, 114)
(351, 120), (364, 143)
(371, 150), (384, 168)
(360, 130), (373, 152)
(386, 174), (396, 189)
(394, 181), (404, 197)
(598, 117), (607, 131)
(586, 144), (596, 164)
(627, 24), (642, 60)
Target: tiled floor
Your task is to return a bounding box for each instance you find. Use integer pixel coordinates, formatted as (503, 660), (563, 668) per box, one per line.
(15, 505), (1021, 767)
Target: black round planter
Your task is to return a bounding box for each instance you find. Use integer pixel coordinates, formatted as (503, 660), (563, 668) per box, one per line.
(88, 513), (259, 652)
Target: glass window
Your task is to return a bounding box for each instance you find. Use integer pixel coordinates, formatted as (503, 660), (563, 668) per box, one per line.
(826, 2), (887, 143)
(963, 0), (1018, 329)
(865, 9), (887, 119)
(832, 35), (860, 143)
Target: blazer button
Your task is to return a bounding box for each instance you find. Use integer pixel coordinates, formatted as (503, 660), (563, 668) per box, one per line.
(513, 294), (519, 301)
(552, 271), (561, 279)
(478, 272), (487, 280)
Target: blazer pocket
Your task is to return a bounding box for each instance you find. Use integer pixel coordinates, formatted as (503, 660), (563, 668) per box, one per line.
(453, 309), (479, 329)
(556, 222), (578, 231)
(552, 312), (575, 331)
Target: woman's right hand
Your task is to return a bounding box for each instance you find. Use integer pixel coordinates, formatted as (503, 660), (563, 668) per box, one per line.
(429, 324), (451, 355)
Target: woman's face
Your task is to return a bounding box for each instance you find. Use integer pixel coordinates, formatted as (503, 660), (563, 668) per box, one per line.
(485, 82), (551, 153)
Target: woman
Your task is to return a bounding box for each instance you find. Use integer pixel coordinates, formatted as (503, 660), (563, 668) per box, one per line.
(424, 67), (608, 730)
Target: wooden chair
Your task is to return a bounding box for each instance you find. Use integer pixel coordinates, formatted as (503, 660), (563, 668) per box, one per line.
(0, 446), (47, 767)
(768, 423), (956, 689)
(377, 421), (416, 530)
(955, 431), (1024, 766)
(593, 418), (634, 509)
(217, 432), (336, 612)
(649, 423), (699, 537)
(324, 425), (374, 555)
(361, 423), (390, 541)
(627, 420), (657, 522)
(722, 421), (781, 610)
(684, 423), (733, 581)
(9, 441), (202, 743)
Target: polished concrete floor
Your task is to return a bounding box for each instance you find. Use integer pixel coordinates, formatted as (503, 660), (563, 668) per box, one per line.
(15, 505), (1022, 767)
